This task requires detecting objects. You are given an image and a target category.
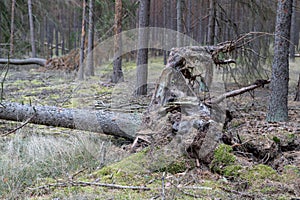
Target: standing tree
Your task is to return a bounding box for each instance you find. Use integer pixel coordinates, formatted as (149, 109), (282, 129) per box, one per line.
(267, 0), (293, 122)
(136, 0), (150, 95)
(112, 0), (124, 83)
(176, 0), (184, 47)
(10, 0), (16, 57)
(28, 0), (36, 57)
(207, 0), (216, 45)
(205, 0), (217, 89)
(289, 0), (297, 61)
(78, 0), (87, 80)
(86, 0), (95, 76)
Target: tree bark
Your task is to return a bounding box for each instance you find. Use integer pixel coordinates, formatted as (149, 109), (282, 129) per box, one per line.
(289, 0), (297, 61)
(207, 0), (216, 45)
(176, 0), (184, 47)
(267, 0), (293, 122)
(10, 0), (16, 57)
(0, 102), (138, 140)
(295, 74), (300, 101)
(0, 58), (46, 66)
(77, 0), (87, 80)
(86, 0), (95, 77)
(112, 0), (124, 83)
(136, 0), (150, 95)
(28, 0), (36, 57)
(55, 27), (59, 57)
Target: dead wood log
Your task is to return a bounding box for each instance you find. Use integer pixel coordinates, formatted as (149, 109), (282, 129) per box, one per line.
(0, 102), (139, 140)
(0, 58), (46, 66)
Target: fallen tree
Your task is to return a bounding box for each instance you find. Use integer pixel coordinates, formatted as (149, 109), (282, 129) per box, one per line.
(0, 44), (270, 143)
(0, 58), (46, 66)
(0, 102), (139, 140)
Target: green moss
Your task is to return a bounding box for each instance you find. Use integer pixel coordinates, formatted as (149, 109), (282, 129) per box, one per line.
(241, 164), (279, 184)
(156, 157), (188, 174)
(210, 144), (236, 174)
(223, 165), (242, 177)
(260, 185), (277, 194)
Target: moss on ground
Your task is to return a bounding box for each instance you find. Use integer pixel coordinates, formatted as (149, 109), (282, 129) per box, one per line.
(210, 144), (237, 175)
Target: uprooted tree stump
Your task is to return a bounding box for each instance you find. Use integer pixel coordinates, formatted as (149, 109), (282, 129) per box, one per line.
(134, 46), (237, 169)
(133, 45), (291, 173)
(134, 45), (300, 175)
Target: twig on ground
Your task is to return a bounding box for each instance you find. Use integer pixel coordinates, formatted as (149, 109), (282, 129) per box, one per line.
(28, 180), (150, 191)
(218, 186), (255, 199)
(1, 111), (36, 137)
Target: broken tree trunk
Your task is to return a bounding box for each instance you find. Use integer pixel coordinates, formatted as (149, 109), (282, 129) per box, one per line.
(0, 102), (139, 140)
(0, 58), (46, 66)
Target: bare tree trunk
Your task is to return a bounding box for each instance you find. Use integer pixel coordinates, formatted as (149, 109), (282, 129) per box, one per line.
(186, 0), (191, 38)
(55, 27), (59, 57)
(0, 102), (138, 140)
(136, 0), (150, 95)
(28, 0), (36, 57)
(78, 0), (87, 80)
(207, 0), (216, 45)
(10, 0), (16, 57)
(289, 0), (297, 61)
(86, 0), (95, 77)
(295, 74), (300, 101)
(176, 0), (184, 47)
(163, 0), (169, 65)
(267, 0), (293, 122)
(205, 0), (217, 89)
(112, 0), (124, 83)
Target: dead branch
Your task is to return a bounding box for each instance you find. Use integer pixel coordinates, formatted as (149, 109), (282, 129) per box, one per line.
(208, 79), (270, 105)
(28, 180), (150, 191)
(1, 112), (36, 137)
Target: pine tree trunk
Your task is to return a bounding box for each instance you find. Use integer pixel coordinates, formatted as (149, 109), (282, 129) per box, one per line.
(10, 0), (16, 57)
(267, 0), (293, 122)
(295, 74), (300, 101)
(28, 0), (36, 57)
(163, 0), (169, 65)
(112, 0), (124, 83)
(136, 0), (150, 95)
(86, 0), (95, 77)
(78, 0), (87, 80)
(207, 0), (216, 45)
(289, 0), (297, 61)
(176, 0), (184, 47)
(0, 102), (138, 140)
(55, 27), (59, 57)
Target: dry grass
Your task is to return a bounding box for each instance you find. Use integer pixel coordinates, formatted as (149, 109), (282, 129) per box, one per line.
(0, 129), (128, 199)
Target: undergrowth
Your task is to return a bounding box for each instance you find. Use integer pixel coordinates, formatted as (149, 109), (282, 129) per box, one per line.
(0, 130), (124, 199)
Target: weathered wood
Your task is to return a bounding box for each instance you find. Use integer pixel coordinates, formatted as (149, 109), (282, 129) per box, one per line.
(0, 102), (139, 140)
(0, 58), (46, 66)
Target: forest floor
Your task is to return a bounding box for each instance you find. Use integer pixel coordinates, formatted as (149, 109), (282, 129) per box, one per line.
(0, 58), (299, 199)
